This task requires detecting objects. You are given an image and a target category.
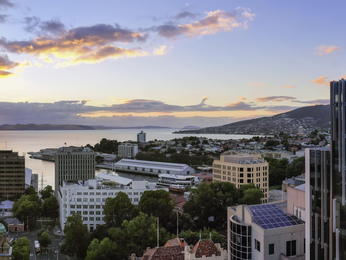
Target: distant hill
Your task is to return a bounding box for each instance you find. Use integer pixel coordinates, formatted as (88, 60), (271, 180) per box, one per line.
(0, 124), (171, 131)
(182, 125), (201, 129)
(174, 105), (330, 135)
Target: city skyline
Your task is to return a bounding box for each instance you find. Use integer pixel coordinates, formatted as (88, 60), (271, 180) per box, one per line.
(0, 0), (343, 127)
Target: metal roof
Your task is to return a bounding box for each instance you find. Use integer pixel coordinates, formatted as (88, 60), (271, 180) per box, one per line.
(96, 171), (132, 186)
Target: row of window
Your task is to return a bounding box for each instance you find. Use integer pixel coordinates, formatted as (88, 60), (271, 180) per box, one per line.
(254, 239), (296, 256)
(71, 210), (103, 216)
(75, 191), (143, 196)
(215, 171), (268, 178)
(83, 216), (103, 221)
(215, 165), (268, 171)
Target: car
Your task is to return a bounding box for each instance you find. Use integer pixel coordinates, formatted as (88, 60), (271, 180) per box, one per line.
(57, 231), (61, 233)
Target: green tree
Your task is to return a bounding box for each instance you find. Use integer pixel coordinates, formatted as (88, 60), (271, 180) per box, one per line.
(239, 188), (264, 205)
(60, 213), (90, 259)
(40, 185), (53, 199)
(138, 190), (174, 231)
(42, 196), (59, 219)
(12, 195), (41, 220)
(37, 228), (45, 237)
(104, 192), (134, 228)
(86, 238), (118, 260)
(183, 182), (240, 230)
(25, 186), (36, 195)
(90, 224), (109, 242)
(38, 231), (52, 248)
(109, 212), (173, 259)
(12, 237), (31, 260)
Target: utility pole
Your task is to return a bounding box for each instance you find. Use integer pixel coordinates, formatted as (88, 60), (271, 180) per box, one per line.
(157, 217), (159, 247)
(176, 210), (179, 238)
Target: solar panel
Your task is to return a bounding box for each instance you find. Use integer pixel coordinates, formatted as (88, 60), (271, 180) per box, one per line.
(249, 204), (304, 229)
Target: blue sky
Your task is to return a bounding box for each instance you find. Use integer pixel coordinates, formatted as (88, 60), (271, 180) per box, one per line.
(0, 0), (343, 127)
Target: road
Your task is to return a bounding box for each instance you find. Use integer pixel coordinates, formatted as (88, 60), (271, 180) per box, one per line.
(12, 227), (69, 260)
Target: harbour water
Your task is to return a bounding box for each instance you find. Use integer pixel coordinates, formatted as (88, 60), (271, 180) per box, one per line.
(0, 129), (256, 189)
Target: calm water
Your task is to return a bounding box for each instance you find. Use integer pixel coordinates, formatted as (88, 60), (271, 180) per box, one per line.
(0, 129), (256, 189)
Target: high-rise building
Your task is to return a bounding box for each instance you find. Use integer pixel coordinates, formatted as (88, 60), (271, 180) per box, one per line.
(306, 79), (346, 259)
(212, 154), (269, 203)
(137, 130), (146, 143)
(0, 150), (25, 199)
(118, 143), (138, 159)
(54, 146), (95, 196)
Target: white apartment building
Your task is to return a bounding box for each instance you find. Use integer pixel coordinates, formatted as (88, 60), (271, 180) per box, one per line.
(118, 143), (138, 159)
(228, 203), (305, 260)
(55, 146), (95, 196)
(58, 172), (167, 232)
(137, 131), (146, 143)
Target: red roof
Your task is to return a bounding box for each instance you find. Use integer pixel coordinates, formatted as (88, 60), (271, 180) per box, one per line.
(191, 239), (221, 258)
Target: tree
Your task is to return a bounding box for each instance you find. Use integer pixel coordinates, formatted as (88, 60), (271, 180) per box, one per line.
(12, 237), (31, 260)
(42, 196), (59, 219)
(40, 185), (54, 199)
(12, 195), (41, 220)
(25, 186), (36, 195)
(60, 213), (90, 259)
(138, 190), (174, 231)
(239, 188), (264, 205)
(86, 238), (118, 260)
(90, 225), (109, 242)
(104, 192), (134, 228)
(108, 212), (173, 259)
(38, 231), (52, 248)
(37, 228), (45, 237)
(183, 182), (240, 230)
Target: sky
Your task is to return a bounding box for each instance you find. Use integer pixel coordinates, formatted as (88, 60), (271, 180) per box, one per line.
(0, 0), (343, 128)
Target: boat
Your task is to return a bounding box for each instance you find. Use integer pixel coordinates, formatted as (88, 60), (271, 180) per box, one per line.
(169, 184), (186, 192)
(158, 174), (201, 187)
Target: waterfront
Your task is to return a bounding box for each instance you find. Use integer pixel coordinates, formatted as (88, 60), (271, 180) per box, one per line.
(0, 129), (257, 189)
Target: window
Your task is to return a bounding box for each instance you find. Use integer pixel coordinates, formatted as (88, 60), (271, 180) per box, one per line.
(286, 240), (296, 257)
(89, 205), (94, 209)
(134, 192), (138, 195)
(128, 192), (132, 195)
(96, 211), (101, 215)
(255, 239), (260, 252)
(83, 205), (88, 209)
(83, 198), (88, 202)
(70, 205), (75, 209)
(134, 198), (139, 202)
(83, 211), (88, 215)
(90, 198), (94, 202)
(77, 205), (81, 209)
(90, 217), (94, 221)
(77, 198), (82, 202)
(89, 211), (94, 215)
(96, 198), (101, 202)
(269, 244), (274, 255)
(77, 192), (82, 195)
(83, 192), (88, 195)
(96, 205), (101, 209)
(83, 217), (88, 221)
(96, 217), (101, 221)
(239, 167), (243, 172)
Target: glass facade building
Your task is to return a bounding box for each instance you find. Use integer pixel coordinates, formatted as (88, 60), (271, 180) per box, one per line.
(307, 79), (346, 259)
(229, 215), (252, 260)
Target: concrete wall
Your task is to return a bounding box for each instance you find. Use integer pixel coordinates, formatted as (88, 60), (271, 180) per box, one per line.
(287, 186), (305, 216)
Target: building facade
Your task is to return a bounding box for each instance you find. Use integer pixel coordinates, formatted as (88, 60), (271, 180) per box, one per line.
(58, 174), (167, 232)
(118, 143), (138, 159)
(137, 131), (146, 143)
(0, 150), (25, 199)
(213, 154), (269, 203)
(228, 203), (305, 260)
(55, 146), (95, 196)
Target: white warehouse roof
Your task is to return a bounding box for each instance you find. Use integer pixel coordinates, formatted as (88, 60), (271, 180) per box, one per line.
(115, 159), (191, 171)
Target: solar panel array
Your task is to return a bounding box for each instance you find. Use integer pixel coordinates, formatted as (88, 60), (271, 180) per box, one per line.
(249, 204), (304, 229)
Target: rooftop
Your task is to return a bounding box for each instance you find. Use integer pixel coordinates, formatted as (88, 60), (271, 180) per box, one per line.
(249, 204), (304, 230)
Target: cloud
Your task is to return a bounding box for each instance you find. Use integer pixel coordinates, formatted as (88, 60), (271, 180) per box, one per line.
(238, 96), (248, 101)
(0, 99), (268, 127)
(255, 96), (296, 102)
(173, 11), (198, 20)
(22, 16), (41, 33)
(40, 19), (66, 34)
(316, 45), (342, 55)
(156, 7), (254, 39)
(0, 23), (148, 66)
(312, 76), (328, 85)
(0, 14), (8, 23)
(153, 45), (167, 56)
(0, 54), (30, 78)
(295, 99), (329, 104)
(283, 85), (295, 88)
(0, 0), (14, 9)
(251, 82), (266, 87)
(200, 97), (209, 105)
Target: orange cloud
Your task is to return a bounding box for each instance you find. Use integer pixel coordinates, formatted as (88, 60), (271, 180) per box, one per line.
(283, 85), (295, 88)
(153, 45), (167, 56)
(316, 45), (342, 55)
(157, 8), (255, 39)
(238, 96), (247, 101)
(0, 55), (30, 78)
(312, 76), (328, 85)
(251, 82), (266, 88)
